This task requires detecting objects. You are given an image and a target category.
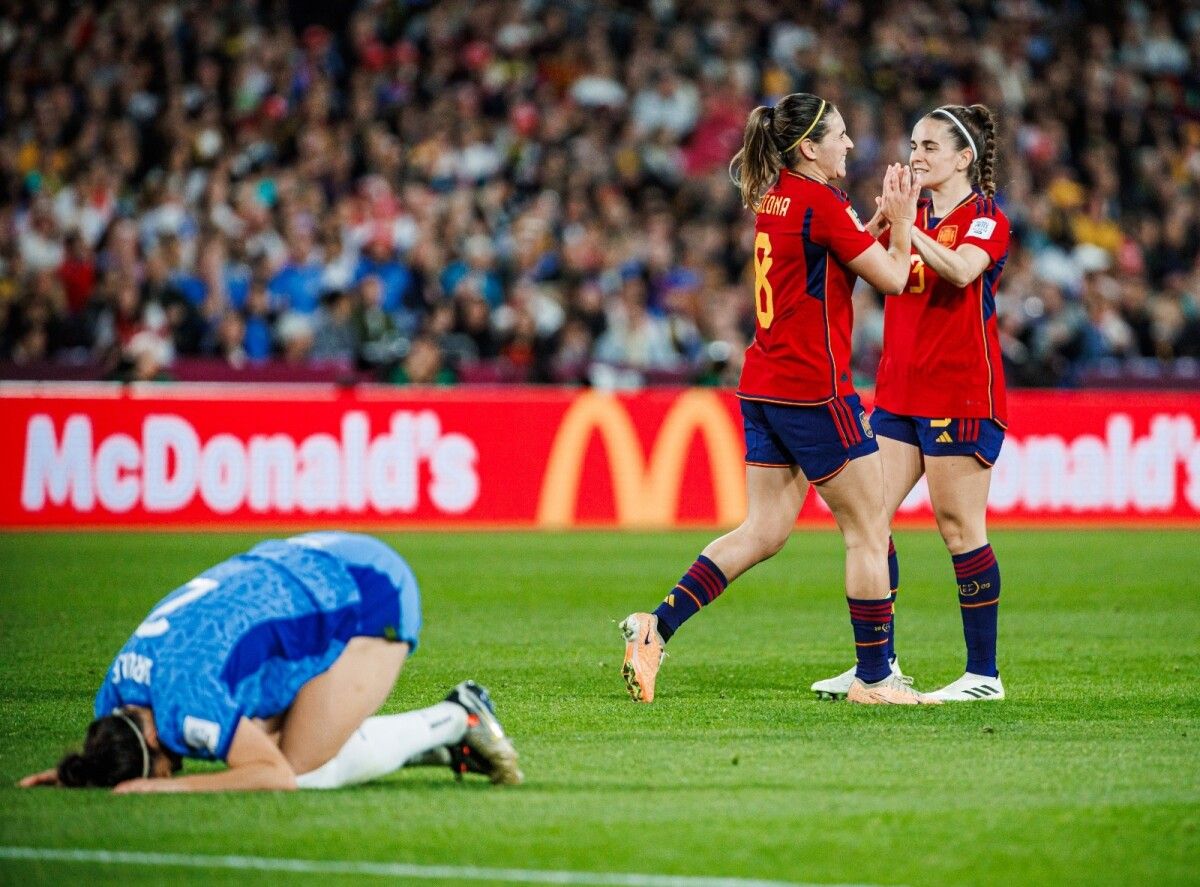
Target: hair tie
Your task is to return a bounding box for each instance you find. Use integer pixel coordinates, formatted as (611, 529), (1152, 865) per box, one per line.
(113, 709), (151, 779)
(931, 107), (978, 162)
(785, 99), (827, 154)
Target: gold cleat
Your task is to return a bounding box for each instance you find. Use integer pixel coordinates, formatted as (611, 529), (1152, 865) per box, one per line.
(847, 673), (942, 705)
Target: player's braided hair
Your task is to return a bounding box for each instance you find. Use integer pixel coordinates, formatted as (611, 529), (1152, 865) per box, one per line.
(928, 104), (997, 198)
(730, 93), (836, 211)
(56, 713), (149, 787)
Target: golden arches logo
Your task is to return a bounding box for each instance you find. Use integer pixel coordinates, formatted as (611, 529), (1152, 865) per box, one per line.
(536, 390), (747, 529)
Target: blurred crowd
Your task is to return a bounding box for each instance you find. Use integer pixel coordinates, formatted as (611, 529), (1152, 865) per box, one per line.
(1, 0), (1199, 386)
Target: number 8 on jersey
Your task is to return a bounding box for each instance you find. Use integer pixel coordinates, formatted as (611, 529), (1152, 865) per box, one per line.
(754, 232), (774, 329)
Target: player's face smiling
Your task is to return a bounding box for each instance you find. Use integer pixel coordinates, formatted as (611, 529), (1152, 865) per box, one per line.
(809, 111), (852, 180)
(909, 118), (969, 189)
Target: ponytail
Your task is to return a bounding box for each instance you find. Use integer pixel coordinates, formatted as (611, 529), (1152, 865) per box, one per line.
(729, 106), (783, 211)
(730, 93), (835, 211)
(967, 104), (997, 198)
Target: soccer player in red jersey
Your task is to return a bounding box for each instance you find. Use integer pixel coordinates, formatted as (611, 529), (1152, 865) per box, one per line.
(811, 104), (1011, 703)
(621, 92), (941, 706)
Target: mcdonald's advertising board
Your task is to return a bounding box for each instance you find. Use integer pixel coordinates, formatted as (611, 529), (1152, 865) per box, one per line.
(3, 384), (1199, 529)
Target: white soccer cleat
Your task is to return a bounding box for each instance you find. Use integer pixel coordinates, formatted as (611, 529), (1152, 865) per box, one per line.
(847, 672), (942, 705)
(811, 657), (905, 700)
(929, 672), (1005, 702)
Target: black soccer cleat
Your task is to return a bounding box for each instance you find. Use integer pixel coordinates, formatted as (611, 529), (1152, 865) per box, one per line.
(444, 680), (524, 785)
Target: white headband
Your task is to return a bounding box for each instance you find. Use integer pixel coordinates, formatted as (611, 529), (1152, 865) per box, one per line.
(113, 709), (151, 778)
(932, 108), (977, 163)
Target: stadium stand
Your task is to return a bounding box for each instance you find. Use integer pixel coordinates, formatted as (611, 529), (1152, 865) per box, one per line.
(1, 1), (1197, 387)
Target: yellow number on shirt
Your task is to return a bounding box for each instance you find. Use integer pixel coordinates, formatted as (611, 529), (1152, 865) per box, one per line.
(754, 232), (774, 328)
(908, 254), (926, 294)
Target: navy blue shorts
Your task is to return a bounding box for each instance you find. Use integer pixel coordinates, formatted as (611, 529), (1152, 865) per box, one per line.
(870, 408), (1005, 467)
(741, 394), (879, 483)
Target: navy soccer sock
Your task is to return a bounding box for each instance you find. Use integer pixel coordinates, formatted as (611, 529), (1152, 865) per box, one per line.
(952, 544), (1001, 677)
(652, 555), (728, 643)
(886, 536), (899, 663)
(847, 597), (893, 683)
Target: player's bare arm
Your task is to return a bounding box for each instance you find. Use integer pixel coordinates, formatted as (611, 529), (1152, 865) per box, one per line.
(113, 716), (297, 794)
(848, 164), (921, 293)
(910, 232), (991, 288)
(18, 768), (61, 788)
(864, 197), (890, 237)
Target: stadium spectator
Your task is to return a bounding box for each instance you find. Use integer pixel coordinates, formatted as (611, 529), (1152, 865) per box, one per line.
(276, 312), (315, 365)
(241, 281), (277, 362)
(270, 227), (325, 315)
(353, 273), (404, 373)
(354, 235), (416, 314)
(453, 289), (501, 360)
(58, 231), (96, 317)
(310, 289), (356, 364)
(391, 333), (454, 385)
(441, 234), (504, 309)
(212, 310), (249, 370)
(592, 272), (681, 372)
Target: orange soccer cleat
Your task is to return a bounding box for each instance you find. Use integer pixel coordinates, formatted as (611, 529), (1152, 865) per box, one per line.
(620, 612), (665, 703)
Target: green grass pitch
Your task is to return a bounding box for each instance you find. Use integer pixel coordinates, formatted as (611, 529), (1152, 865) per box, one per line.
(0, 529), (1197, 886)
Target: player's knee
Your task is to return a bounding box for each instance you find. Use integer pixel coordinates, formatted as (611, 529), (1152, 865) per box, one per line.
(935, 511), (972, 552)
(741, 520), (790, 560)
(840, 516), (890, 556)
(842, 510), (890, 552)
(761, 530), (789, 559)
(842, 531), (888, 557)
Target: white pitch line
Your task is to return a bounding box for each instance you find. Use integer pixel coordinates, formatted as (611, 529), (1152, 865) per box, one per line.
(0, 846), (890, 887)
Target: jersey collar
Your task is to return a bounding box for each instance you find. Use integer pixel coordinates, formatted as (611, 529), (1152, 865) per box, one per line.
(785, 170), (847, 200)
(926, 189), (979, 229)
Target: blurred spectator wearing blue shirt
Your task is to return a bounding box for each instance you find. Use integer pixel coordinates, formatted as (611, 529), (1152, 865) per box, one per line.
(269, 229), (325, 314)
(354, 236), (415, 314)
(241, 282), (276, 362)
(441, 235), (504, 309)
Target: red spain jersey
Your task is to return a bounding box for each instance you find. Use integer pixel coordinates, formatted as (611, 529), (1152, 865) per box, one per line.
(738, 172), (877, 405)
(875, 193), (1011, 423)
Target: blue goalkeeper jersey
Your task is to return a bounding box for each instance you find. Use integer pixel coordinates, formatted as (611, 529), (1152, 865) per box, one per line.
(94, 532), (421, 761)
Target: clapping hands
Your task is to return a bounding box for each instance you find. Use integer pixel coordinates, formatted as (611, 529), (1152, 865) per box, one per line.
(868, 164), (923, 233)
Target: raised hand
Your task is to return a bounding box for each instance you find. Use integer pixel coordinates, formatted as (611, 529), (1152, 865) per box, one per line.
(881, 164), (920, 226)
(865, 195), (890, 237)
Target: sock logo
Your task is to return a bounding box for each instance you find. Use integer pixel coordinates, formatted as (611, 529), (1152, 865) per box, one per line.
(958, 580), (992, 596)
(664, 593), (675, 607)
(874, 623), (891, 632)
